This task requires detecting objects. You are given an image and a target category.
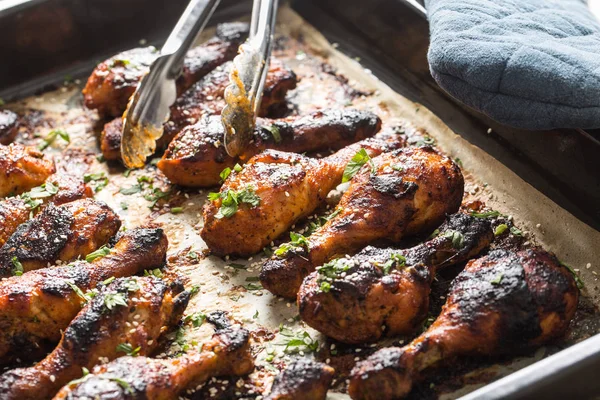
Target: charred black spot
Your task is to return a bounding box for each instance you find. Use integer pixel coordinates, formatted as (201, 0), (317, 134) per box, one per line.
(370, 175), (418, 199)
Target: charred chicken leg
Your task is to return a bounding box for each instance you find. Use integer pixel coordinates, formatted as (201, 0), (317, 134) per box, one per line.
(348, 248), (579, 400)
(0, 143), (55, 197)
(0, 174), (93, 247)
(298, 213), (493, 343)
(0, 276), (190, 400)
(201, 130), (405, 257)
(265, 358), (335, 400)
(0, 227), (168, 365)
(158, 108), (381, 187)
(83, 22), (249, 117)
(261, 146), (464, 299)
(54, 311), (254, 400)
(0, 198), (121, 277)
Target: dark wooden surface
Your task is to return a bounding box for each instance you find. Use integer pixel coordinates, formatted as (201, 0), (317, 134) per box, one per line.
(0, 0), (598, 230)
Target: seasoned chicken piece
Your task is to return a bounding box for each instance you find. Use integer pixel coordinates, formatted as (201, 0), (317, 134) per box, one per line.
(348, 248), (579, 400)
(0, 143), (55, 197)
(201, 130), (405, 257)
(0, 109), (19, 145)
(0, 198), (121, 277)
(54, 311), (254, 400)
(298, 213), (493, 343)
(0, 174), (93, 247)
(0, 276), (190, 400)
(0, 228), (168, 365)
(163, 58), (298, 146)
(261, 146), (464, 299)
(83, 22), (249, 117)
(265, 358), (335, 400)
(99, 58), (297, 162)
(158, 108), (382, 187)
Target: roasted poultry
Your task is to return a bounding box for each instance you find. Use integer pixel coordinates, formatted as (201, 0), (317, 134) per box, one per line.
(0, 109), (18, 145)
(298, 213), (493, 343)
(0, 198), (121, 277)
(201, 129), (405, 257)
(348, 248), (579, 400)
(0, 143), (55, 197)
(158, 108), (382, 187)
(0, 174), (93, 247)
(54, 311), (254, 400)
(265, 358), (335, 400)
(261, 146), (464, 299)
(100, 58), (297, 161)
(83, 22), (249, 117)
(0, 227), (168, 365)
(0, 276), (190, 400)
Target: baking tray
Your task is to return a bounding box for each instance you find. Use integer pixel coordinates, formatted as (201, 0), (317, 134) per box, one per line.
(0, 0), (599, 399)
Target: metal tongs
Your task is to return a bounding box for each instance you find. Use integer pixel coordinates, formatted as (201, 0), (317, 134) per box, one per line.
(121, 0), (222, 169)
(221, 0), (279, 157)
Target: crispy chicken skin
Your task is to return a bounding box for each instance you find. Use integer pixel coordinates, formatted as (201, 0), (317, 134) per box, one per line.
(0, 198), (121, 277)
(0, 143), (55, 197)
(54, 311), (254, 400)
(158, 108), (382, 187)
(0, 228), (168, 365)
(348, 248), (579, 400)
(99, 58), (296, 162)
(265, 358), (335, 400)
(261, 146), (464, 299)
(0, 174), (93, 247)
(201, 131), (405, 257)
(83, 22), (249, 117)
(298, 213), (493, 343)
(0, 109), (19, 145)
(0, 276), (190, 400)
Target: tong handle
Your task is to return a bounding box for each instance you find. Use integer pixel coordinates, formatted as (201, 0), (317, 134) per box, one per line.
(161, 0), (222, 77)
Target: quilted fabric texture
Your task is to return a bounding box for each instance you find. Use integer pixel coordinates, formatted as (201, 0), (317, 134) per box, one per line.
(425, 0), (600, 130)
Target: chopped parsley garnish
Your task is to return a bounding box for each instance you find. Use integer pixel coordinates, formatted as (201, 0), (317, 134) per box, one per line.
(471, 210), (501, 219)
(65, 280), (91, 303)
(320, 281), (331, 293)
(86, 245), (111, 263)
(494, 224), (508, 236)
(124, 278), (140, 292)
(119, 185), (142, 195)
(380, 253), (407, 275)
(253, 310), (259, 319)
(11, 256), (23, 276)
(144, 187), (171, 207)
(274, 232), (309, 257)
(266, 125), (282, 143)
(317, 258), (352, 281)
(20, 182), (59, 212)
(144, 268), (163, 278)
(83, 172), (109, 193)
(342, 148), (374, 183)
(189, 285), (201, 297)
(103, 292), (128, 310)
(39, 129), (70, 151)
(561, 262), (584, 289)
(510, 226), (523, 236)
(442, 230), (465, 249)
(220, 167), (232, 182)
(234, 163), (243, 172)
(490, 273), (504, 285)
(116, 343), (141, 356)
(244, 282), (263, 291)
(170, 207), (183, 214)
(278, 325), (319, 354)
(102, 276), (115, 285)
(208, 186), (261, 219)
(184, 311), (207, 328)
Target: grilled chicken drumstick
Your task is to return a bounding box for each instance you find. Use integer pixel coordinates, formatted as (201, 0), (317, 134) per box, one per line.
(348, 248), (579, 400)
(0, 143), (55, 197)
(0, 109), (19, 145)
(54, 311), (254, 400)
(100, 58), (297, 161)
(265, 358), (335, 400)
(0, 228), (168, 365)
(0, 276), (190, 400)
(201, 130), (405, 257)
(158, 108), (381, 187)
(0, 174), (93, 247)
(0, 198), (121, 277)
(298, 213), (493, 343)
(83, 22), (249, 117)
(261, 146), (464, 299)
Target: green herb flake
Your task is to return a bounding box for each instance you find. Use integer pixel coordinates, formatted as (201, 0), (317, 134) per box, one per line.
(510, 226), (523, 236)
(170, 207), (183, 214)
(274, 232), (310, 257)
(266, 125), (282, 143)
(11, 256), (23, 276)
(443, 230), (465, 249)
(64, 280), (90, 303)
(86, 245), (111, 263)
(494, 224), (508, 236)
(253, 310), (259, 319)
(103, 292), (128, 310)
(143, 268), (163, 278)
(381, 253), (406, 275)
(342, 148), (372, 183)
(320, 281), (331, 293)
(211, 186), (261, 219)
(219, 167), (232, 182)
(116, 342), (141, 356)
(84, 172), (109, 192)
(471, 210), (501, 219)
(277, 327), (319, 354)
(39, 129), (70, 151)
(184, 311), (207, 328)
(561, 262), (584, 290)
(244, 282), (263, 291)
(234, 163), (243, 172)
(490, 273), (504, 285)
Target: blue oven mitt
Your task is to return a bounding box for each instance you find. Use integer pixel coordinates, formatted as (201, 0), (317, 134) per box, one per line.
(424, 0), (600, 130)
